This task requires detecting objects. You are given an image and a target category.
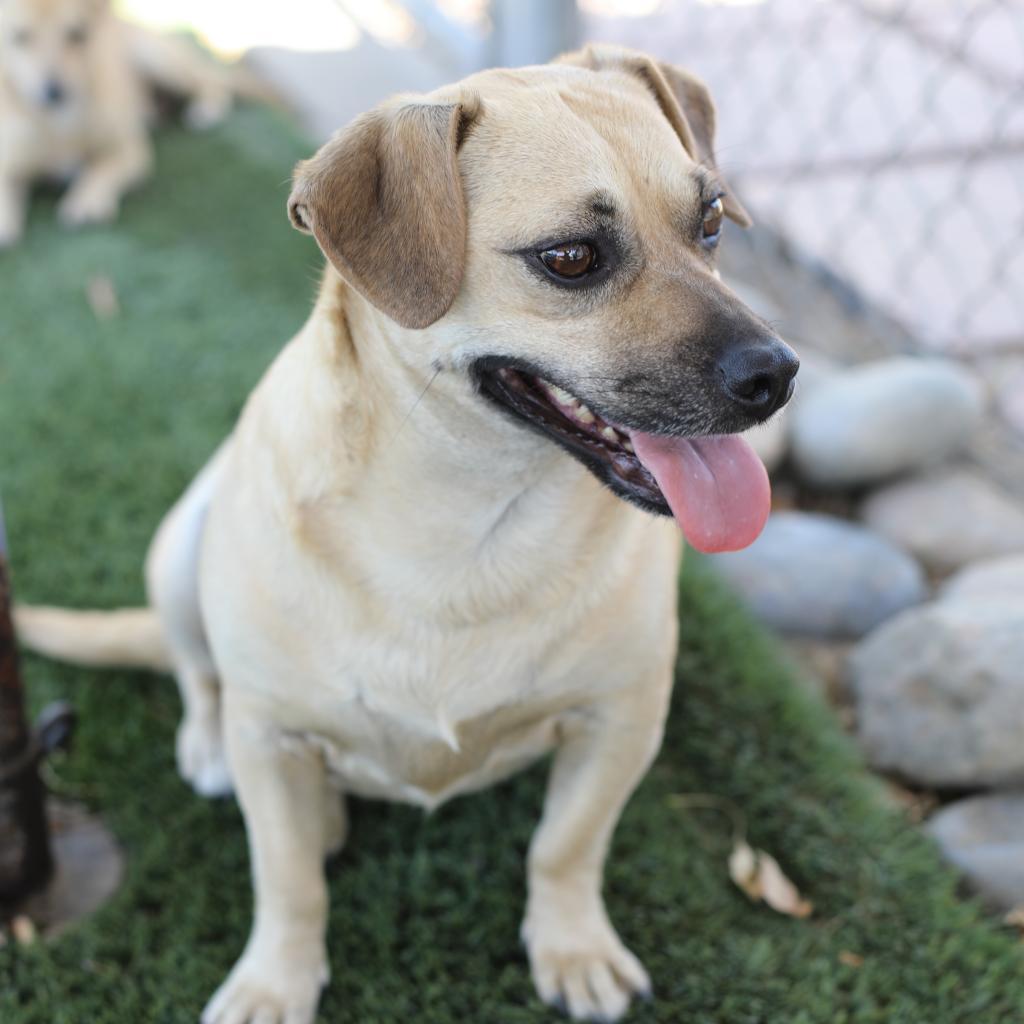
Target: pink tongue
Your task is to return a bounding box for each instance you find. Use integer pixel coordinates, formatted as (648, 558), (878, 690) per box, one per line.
(630, 431), (770, 553)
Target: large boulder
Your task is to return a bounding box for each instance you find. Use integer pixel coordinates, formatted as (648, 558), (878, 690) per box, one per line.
(994, 359), (1024, 438)
(941, 554), (1024, 603)
(850, 599), (1024, 787)
(927, 793), (1024, 909)
(790, 357), (983, 487)
(862, 469), (1024, 573)
(710, 511), (927, 639)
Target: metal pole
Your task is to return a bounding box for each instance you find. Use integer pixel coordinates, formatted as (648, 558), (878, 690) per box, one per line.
(0, 500), (74, 909)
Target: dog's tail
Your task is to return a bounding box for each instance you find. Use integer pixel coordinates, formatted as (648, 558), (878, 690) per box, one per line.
(14, 605), (172, 673)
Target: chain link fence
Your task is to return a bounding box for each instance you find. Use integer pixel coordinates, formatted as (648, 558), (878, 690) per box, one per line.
(586, 0), (1024, 357)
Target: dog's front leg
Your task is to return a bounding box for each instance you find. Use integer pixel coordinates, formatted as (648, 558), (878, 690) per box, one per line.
(202, 702), (331, 1024)
(57, 135), (152, 228)
(524, 677), (672, 1022)
(0, 175), (27, 248)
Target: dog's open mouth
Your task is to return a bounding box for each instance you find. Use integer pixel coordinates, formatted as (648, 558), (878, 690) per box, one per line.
(477, 366), (770, 553)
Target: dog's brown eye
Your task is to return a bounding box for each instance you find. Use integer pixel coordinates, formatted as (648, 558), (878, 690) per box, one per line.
(702, 197), (724, 241)
(540, 243), (596, 279)
(66, 25), (88, 46)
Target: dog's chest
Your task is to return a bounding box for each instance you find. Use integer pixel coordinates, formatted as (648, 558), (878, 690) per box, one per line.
(281, 605), (627, 808)
(202, 422), (680, 809)
(236, 526), (675, 809)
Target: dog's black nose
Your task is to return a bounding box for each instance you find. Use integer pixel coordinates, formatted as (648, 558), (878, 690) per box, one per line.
(718, 340), (799, 417)
(42, 79), (66, 106)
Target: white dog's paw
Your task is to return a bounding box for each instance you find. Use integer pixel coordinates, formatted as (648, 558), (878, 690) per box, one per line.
(522, 904), (651, 1021)
(202, 944), (328, 1024)
(176, 714), (233, 797)
(57, 186), (119, 228)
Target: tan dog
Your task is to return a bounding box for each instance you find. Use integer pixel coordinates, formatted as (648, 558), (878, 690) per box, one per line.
(16, 46), (798, 1023)
(0, 0), (265, 246)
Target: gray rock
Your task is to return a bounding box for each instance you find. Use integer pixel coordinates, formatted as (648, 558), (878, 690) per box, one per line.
(941, 555), (1024, 603)
(977, 356), (1024, 439)
(711, 512), (927, 639)
(862, 469), (1024, 573)
(851, 599), (1024, 787)
(927, 793), (1024, 909)
(790, 357), (984, 487)
(1000, 377), (1024, 439)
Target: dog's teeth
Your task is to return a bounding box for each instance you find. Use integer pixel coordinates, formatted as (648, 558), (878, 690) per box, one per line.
(600, 426), (620, 443)
(574, 404), (596, 424)
(622, 436), (635, 453)
(547, 384), (576, 406)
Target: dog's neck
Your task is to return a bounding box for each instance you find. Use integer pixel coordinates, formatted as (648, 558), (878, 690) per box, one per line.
(259, 270), (642, 617)
(327, 270), (609, 512)
(307, 271), (572, 480)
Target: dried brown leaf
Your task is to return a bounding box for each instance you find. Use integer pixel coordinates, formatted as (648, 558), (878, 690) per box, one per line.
(838, 950), (864, 968)
(728, 841), (813, 919)
(756, 850), (813, 918)
(728, 839), (761, 901)
(11, 914), (36, 945)
(1004, 906), (1024, 931)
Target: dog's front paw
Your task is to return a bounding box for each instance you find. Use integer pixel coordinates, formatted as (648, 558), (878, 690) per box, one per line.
(57, 185), (119, 228)
(202, 942), (329, 1024)
(523, 901), (650, 1022)
(176, 713), (233, 797)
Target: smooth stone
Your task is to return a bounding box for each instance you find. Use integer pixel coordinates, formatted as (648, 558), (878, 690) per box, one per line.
(998, 366), (1024, 438)
(941, 554), (1024, 603)
(927, 793), (1024, 909)
(790, 357), (984, 487)
(710, 511), (927, 639)
(862, 469), (1024, 573)
(977, 356), (1024, 439)
(851, 599), (1024, 787)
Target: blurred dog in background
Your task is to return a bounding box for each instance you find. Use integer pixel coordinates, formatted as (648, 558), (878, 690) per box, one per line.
(0, 0), (270, 246)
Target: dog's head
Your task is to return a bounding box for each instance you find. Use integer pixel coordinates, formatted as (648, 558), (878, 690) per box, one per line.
(0, 0), (107, 109)
(289, 46), (798, 553)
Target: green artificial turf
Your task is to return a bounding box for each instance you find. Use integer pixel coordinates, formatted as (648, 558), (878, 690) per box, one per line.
(2, 107), (1023, 1024)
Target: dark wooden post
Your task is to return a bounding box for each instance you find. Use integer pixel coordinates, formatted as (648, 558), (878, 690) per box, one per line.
(0, 501), (74, 909)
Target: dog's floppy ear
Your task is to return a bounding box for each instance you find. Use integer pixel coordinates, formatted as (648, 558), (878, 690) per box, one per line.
(559, 46), (751, 228)
(288, 96), (479, 329)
